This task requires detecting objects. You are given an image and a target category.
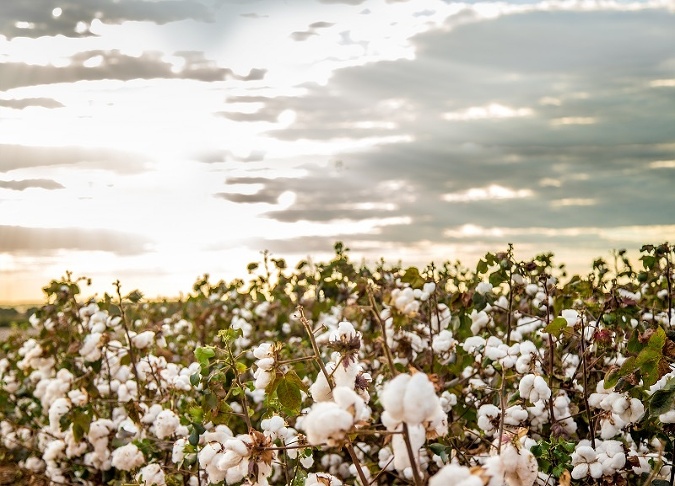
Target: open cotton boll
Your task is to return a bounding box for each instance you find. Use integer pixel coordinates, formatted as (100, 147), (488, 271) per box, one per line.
(432, 329), (456, 354)
(300, 401), (354, 446)
(172, 438), (187, 464)
(379, 373), (410, 423)
(136, 463), (166, 486)
(477, 404), (500, 435)
(499, 441), (538, 486)
(561, 309), (579, 327)
(391, 423), (425, 472)
(429, 463), (483, 486)
(519, 374), (551, 403)
(475, 282), (493, 295)
(111, 442), (145, 471)
(571, 442), (603, 479)
(470, 310), (491, 334)
(153, 409), (180, 439)
(80, 332), (103, 362)
(48, 397), (71, 434)
(309, 367), (334, 402)
(131, 331), (155, 349)
(333, 386), (369, 422)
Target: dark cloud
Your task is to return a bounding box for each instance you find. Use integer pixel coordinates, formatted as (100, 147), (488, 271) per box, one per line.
(232, 8), (675, 251)
(0, 179), (64, 191)
(0, 144), (151, 174)
(0, 225), (152, 255)
(318, 0), (367, 4)
(0, 50), (265, 91)
(0, 0), (213, 39)
(291, 20), (335, 41)
(0, 98), (64, 109)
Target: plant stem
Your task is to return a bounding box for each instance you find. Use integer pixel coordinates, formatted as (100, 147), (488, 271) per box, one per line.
(497, 262), (514, 454)
(580, 316), (596, 448)
(297, 305), (334, 390)
(115, 281), (141, 386)
(401, 422), (423, 486)
(366, 287), (397, 377)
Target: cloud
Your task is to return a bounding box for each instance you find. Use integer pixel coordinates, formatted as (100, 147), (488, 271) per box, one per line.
(0, 98), (64, 109)
(239, 5), (675, 253)
(0, 225), (151, 255)
(0, 179), (64, 191)
(290, 20), (334, 41)
(0, 144), (151, 174)
(0, 0), (214, 39)
(0, 51), (265, 91)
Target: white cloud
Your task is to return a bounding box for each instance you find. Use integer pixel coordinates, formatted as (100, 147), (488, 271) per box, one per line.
(442, 103), (534, 121)
(442, 184), (533, 202)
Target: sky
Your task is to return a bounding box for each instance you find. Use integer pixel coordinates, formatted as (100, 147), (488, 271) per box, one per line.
(1, 0), (674, 304)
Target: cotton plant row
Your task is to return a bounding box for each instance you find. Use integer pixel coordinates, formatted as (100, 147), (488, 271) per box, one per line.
(0, 243), (674, 486)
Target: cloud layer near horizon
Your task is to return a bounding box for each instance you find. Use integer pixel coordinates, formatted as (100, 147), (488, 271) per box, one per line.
(1, 0), (674, 302)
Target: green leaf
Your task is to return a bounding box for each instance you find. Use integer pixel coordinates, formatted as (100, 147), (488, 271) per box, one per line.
(125, 290), (143, 303)
(284, 370), (309, 392)
(627, 331), (643, 354)
(188, 428), (200, 446)
(604, 367), (621, 389)
(277, 377), (302, 412)
(635, 348), (660, 368)
(291, 469), (308, 486)
(641, 255), (656, 270)
(489, 270), (508, 287)
(401, 267), (425, 288)
(652, 480), (670, 486)
(477, 259), (489, 274)
(190, 373), (200, 387)
(650, 387), (675, 417)
(543, 317), (568, 338)
(195, 346), (216, 366)
(648, 327), (666, 351)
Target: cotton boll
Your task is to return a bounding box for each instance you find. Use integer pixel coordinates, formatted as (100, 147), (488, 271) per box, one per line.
(504, 405), (528, 426)
(571, 442), (603, 480)
(198, 442), (227, 484)
(131, 331), (155, 349)
(500, 442), (538, 486)
(300, 401), (354, 446)
(48, 397), (71, 434)
(136, 463), (166, 486)
(470, 310), (490, 334)
(432, 330), (456, 355)
(379, 373), (411, 423)
(476, 282), (493, 295)
(429, 463), (483, 486)
(43, 439), (66, 461)
(391, 423), (425, 472)
(309, 368), (334, 402)
(519, 374), (551, 403)
(561, 309), (579, 327)
(80, 332), (103, 362)
(172, 438), (187, 464)
(597, 440), (626, 475)
(402, 372), (440, 426)
(333, 386), (369, 422)
(462, 336), (486, 354)
(477, 404), (500, 435)
(153, 409), (180, 439)
(111, 442), (145, 471)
